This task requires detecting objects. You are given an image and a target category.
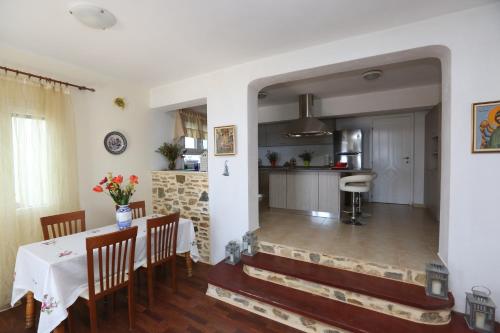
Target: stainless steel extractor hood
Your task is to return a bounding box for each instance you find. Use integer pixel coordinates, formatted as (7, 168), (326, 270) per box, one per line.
(286, 94), (332, 137)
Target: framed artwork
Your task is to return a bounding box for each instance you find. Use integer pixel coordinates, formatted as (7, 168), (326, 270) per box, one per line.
(214, 125), (236, 156)
(472, 100), (500, 153)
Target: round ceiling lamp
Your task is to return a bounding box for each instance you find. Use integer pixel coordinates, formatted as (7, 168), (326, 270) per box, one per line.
(69, 3), (117, 30)
(362, 69), (383, 81)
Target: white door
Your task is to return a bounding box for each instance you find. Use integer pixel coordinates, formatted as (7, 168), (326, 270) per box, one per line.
(372, 115), (414, 204)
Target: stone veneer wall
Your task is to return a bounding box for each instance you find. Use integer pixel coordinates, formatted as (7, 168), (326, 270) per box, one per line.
(152, 171), (210, 263)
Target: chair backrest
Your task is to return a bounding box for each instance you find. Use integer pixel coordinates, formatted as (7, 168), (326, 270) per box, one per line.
(85, 226), (138, 301)
(116, 201), (146, 219)
(41, 210), (86, 240)
(146, 212), (180, 267)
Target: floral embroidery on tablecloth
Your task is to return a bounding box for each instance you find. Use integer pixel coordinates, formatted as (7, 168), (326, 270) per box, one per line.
(41, 294), (58, 314)
(58, 250), (72, 257)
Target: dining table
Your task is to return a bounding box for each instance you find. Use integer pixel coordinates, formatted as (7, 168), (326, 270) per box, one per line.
(10, 214), (200, 333)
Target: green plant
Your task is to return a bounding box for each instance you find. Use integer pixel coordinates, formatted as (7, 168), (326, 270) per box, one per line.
(156, 142), (183, 169)
(298, 150), (314, 162)
(265, 150), (278, 163)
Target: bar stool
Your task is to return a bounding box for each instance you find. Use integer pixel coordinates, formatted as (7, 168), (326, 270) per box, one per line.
(339, 174), (374, 225)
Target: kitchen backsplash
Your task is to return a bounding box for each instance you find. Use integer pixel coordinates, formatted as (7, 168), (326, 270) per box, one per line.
(258, 144), (333, 167)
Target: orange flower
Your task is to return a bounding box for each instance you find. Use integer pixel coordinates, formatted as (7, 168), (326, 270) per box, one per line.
(129, 175), (139, 184)
(92, 185), (103, 192)
(112, 175), (123, 184)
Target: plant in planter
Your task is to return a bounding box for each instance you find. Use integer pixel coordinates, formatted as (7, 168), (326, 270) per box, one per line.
(156, 142), (183, 170)
(298, 150), (314, 167)
(266, 150), (279, 167)
(93, 173), (139, 230)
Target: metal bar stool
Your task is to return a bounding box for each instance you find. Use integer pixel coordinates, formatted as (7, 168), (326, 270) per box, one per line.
(339, 174), (375, 225)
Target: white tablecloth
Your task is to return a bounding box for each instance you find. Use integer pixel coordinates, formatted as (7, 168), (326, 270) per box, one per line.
(10, 215), (199, 333)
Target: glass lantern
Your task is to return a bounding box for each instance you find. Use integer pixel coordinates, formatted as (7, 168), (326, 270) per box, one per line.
(465, 286), (496, 333)
(224, 241), (241, 265)
(425, 262), (449, 299)
(242, 231), (258, 256)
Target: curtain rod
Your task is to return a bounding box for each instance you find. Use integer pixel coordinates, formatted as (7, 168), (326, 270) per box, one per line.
(0, 65), (95, 92)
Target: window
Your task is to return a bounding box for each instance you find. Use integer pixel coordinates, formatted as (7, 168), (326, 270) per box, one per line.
(182, 136), (207, 153)
(11, 115), (49, 209)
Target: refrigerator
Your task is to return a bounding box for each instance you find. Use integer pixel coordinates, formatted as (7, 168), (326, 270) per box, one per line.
(333, 129), (363, 170)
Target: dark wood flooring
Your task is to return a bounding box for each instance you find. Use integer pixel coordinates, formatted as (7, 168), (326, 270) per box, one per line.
(0, 259), (299, 333)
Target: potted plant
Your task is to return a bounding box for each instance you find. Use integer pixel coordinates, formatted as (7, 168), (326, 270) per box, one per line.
(156, 142), (183, 170)
(266, 150), (279, 167)
(298, 150), (314, 167)
(93, 173), (139, 230)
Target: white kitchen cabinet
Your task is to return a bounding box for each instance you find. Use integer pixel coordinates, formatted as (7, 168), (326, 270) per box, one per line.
(269, 171), (287, 209)
(286, 172), (319, 211)
(318, 172), (340, 215)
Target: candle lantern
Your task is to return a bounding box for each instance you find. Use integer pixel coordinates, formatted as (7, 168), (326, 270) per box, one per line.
(465, 286), (496, 333)
(242, 231), (258, 256)
(225, 241), (241, 265)
(425, 262), (449, 299)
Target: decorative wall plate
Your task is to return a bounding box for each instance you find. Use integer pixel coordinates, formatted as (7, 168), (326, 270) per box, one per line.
(104, 131), (127, 155)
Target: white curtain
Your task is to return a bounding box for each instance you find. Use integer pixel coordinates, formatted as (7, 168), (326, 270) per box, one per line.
(0, 73), (80, 310)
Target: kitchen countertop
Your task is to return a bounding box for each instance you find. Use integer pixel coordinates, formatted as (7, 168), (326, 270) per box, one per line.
(259, 166), (372, 173)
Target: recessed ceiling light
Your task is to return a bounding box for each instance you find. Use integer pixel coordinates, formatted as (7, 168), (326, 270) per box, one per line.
(69, 3), (117, 30)
(362, 69), (383, 81)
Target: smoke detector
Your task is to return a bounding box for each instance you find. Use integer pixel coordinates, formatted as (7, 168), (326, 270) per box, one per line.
(69, 3), (117, 30)
(362, 69), (383, 81)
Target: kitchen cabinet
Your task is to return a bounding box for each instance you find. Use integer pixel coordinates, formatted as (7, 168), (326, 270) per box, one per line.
(258, 124), (267, 147)
(258, 169), (270, 208)
(286, 172), (319, 211)
(318, 171), (340, 215)
(269, 171), (287, 209)
(266, 169), (341, 217)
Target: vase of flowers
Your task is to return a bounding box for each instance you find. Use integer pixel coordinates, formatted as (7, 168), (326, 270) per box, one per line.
(298, 150), (314, 167)
(266, 150), (279, 167)
(156, 142), (184, 170)
(93, 173), (139, 230)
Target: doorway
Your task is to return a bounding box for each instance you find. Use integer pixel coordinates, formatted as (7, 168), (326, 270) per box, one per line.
(371, 114), (414, 204)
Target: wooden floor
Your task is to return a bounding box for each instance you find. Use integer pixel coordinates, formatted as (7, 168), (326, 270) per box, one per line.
(0, 259), (299, 333)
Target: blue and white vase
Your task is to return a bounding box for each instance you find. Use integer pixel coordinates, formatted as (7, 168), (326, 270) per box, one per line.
(116, 205), (132, 230)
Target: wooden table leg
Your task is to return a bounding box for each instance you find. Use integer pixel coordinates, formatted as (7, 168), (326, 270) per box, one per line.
(25, 291), (35, 328)
(184, 252), (192, 277)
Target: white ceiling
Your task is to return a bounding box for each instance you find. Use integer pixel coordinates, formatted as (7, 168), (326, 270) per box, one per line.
(0, 0), (495, 87)
(259, 58), (441, 106)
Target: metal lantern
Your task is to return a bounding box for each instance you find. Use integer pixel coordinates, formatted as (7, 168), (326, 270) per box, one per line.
(465, 286), (496, 333)
(242, 231), (258, 256)
(224, 241), (241, 265)
(425, 262), (449, 299)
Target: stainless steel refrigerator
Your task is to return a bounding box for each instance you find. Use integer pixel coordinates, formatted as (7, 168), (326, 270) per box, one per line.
(333, 129), (363, 170)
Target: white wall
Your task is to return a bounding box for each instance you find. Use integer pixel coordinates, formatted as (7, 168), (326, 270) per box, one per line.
(258, 84), (440, 123)
(0, 44), (156, 229)
(150, 3), (500, 317)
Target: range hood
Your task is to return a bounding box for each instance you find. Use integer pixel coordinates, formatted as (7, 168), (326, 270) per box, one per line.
(286, 94), (332, 137)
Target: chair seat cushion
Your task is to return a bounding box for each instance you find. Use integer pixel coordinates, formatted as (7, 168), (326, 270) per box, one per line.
(340, 183), (370, 192)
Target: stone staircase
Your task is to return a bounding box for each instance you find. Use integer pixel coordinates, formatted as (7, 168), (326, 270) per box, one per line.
(207, 241), (499, 333)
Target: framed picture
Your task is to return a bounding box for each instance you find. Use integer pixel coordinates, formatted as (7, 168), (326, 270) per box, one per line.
(472, 100), (500, 153)
(214, 125), (236, 156)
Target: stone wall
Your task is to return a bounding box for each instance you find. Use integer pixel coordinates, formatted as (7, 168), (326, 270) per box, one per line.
(152, 171), (210, 263)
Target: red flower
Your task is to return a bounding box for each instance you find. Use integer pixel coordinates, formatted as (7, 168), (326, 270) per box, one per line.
(112, 175), (123, 184)
(129, 175), (139, 184)
(92, 185), (103, 192)
(106, 183), (114, 190)
(99, 177), (108, 185)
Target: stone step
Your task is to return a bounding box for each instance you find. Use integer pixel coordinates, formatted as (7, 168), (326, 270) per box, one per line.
(207, 261), (498, 333)
(258, 240), (427, 286)
(242, 252), (453, 325)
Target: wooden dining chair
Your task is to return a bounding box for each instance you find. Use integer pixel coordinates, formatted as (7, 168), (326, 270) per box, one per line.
(80, 226), (138, 333)
(142, 212), (180, 307)
(115, 201), (146, 219)
(40, 210), (86, 240)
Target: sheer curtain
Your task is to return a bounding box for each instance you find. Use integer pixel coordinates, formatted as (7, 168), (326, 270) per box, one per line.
(0, 73), (80, 309)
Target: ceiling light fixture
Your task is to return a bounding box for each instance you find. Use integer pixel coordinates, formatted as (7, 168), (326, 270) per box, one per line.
(258, 91), (268, 99)
(362, 69), (383, 81)
(69, 3), (117, 30)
